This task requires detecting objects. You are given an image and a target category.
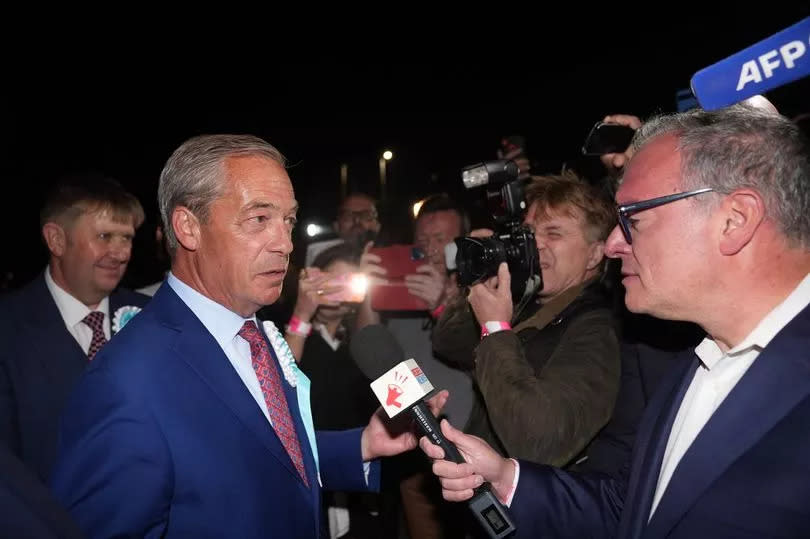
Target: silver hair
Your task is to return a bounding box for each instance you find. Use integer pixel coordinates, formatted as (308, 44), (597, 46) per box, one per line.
(631, 104), (810, 248)
(158, 134), (286, 253)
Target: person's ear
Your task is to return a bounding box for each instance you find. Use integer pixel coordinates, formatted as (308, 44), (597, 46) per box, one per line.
(717, 190), (765, 256)
(172, 207), (202, 252)
(42, 222), (67, 257)
(586, 241), (605, 271)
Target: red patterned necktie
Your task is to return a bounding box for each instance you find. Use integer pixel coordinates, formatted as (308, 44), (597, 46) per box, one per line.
(82, 311), (108, 360)
(239, 320), (309, 485)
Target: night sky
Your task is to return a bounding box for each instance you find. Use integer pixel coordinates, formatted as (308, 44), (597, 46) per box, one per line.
(3, 11), (809, 288)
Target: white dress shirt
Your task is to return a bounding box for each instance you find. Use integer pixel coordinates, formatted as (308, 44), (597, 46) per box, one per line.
(650, 272), (810, 517)
(314, 323), (341, 352)
(44, 265), (111, 355)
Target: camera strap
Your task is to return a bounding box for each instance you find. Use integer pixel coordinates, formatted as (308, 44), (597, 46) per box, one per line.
(511, 274), (542, 326)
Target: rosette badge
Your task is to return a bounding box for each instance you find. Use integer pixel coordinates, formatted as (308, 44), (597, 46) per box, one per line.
(112, 306), (143, 334)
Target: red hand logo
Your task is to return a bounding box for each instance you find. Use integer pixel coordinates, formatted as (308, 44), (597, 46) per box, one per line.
(386, 384), (404, 407)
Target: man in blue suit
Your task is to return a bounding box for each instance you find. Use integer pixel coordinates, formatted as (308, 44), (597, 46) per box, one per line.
(0, 174), (149, 482)
(51, 134), (446, 538)
(421, 103), (810, 537)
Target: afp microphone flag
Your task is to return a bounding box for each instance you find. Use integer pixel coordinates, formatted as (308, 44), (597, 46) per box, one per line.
(691, 17), (810, 110)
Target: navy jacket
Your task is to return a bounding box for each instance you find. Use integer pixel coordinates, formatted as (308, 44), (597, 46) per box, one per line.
(510, 303), (810, 538)
(0, 272), (149, 481)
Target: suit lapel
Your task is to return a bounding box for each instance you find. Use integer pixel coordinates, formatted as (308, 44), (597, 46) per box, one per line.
(21, 276), (88, 386)
(157, 288), (309, 489)
(645, 307), (810, 538)
(618, 355), (698, 539)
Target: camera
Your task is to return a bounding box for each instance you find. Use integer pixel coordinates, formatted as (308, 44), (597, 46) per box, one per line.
(445, 160), (541, 304)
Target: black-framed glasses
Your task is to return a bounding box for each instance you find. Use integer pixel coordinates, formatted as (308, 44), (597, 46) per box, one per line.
(617, 187), (714, 244)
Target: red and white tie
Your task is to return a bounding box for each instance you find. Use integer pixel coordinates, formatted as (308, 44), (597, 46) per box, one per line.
(239, 320), (308, 485)
(82, 311), (108, 360)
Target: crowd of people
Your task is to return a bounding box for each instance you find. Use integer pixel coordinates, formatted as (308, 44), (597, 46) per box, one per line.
(1, 91), (809, 539)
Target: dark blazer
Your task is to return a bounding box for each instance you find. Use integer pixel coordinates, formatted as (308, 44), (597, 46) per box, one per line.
(50, 283), (379, 539)
(433, 280), (621, 468)
(0, 442), (83, 538)
(509, 303), (810, 538)
(0, 272), (149, 481)
(572, 341), (688, 478)
(298, 331), (379, 431)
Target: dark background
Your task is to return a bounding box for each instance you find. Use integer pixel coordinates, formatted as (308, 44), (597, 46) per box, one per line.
(3, 11), (809, 290)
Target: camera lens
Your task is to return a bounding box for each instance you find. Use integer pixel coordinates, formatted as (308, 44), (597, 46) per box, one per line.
(454, 236), (507, 286)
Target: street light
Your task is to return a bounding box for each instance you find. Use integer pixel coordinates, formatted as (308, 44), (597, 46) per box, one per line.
(379, 149), (393, 201)
(340, 163), (348, 199)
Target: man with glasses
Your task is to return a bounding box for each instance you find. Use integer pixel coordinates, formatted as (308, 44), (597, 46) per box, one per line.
(420, 103), (810, 538)
(333, 193), (381, 248)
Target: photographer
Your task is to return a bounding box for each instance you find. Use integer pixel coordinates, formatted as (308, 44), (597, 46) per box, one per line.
(433, 171), (621, 468)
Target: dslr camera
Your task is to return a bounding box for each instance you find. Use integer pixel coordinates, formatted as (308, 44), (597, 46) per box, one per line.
(445, 160), (541, 304)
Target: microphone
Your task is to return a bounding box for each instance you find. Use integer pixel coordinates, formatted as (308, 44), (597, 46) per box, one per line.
(690, 17), (810, 110)
(350, 324), (517, 539)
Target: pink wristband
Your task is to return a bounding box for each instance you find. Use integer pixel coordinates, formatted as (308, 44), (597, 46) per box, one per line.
(480, 321), (511, 338)
(430, 304), (446, 320)
(286, 315), (312, 337)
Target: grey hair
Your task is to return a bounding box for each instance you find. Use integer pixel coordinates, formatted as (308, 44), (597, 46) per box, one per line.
(158, 134), (286, 253)
(631, 104), (810, 248)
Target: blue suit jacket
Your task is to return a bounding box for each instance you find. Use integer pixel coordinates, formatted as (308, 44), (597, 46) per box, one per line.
(509, 303), (810, 538)
(50, 283), (380, 539)
(0, 273), (149, 482)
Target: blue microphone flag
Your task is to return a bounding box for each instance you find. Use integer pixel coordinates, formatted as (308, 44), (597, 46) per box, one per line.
(691, 18), (810, 110)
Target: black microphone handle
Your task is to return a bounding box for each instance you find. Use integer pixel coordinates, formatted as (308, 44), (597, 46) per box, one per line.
(409, 401), (465, 464)
(408, 400), (518, 538)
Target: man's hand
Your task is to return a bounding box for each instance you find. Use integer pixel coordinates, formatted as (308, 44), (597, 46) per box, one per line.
(360, 390), (449, 461)
(355, 241), (385, 329)
(405, 264), (448, 311)
(468, 262), (513, 326)
(599, 114), (642, 177)
(359, 241), (387, 283)
(419, 419), (516, 503)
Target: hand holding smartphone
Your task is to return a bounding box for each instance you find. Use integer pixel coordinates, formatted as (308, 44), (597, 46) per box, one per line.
(322, 272), (369, 303)
(581, 121), (636, 156)
(368, 245), (429, 311)
(301, 268), (368, 304)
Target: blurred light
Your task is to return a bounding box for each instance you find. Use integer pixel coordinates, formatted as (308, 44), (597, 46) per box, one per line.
(306, 223), (326, 237)
(349, 273), (369, 296)
(382, 150), (393, 161)
(412, 199), (426, 218)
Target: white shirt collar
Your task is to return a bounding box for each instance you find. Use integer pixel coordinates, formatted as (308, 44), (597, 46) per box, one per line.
(166, 272), (257, 348)
(695, 272), (810, 369)
(44, 265), (110, 327)
(313, 323), (342, 352)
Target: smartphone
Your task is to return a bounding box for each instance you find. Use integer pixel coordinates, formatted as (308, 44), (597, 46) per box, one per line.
(368, 244), (429, 311)
(323, 272), (368, 303)
(581, 122), (636, 156)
